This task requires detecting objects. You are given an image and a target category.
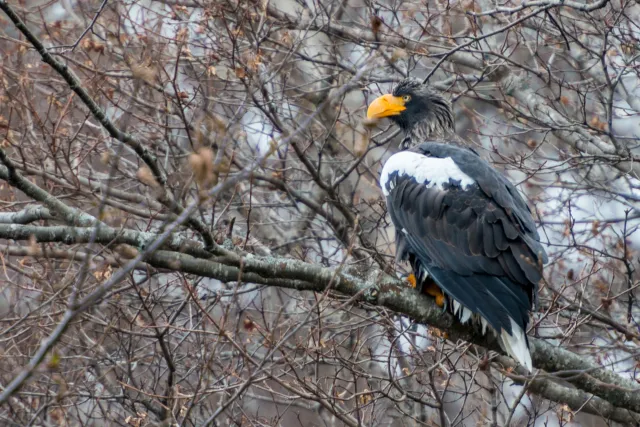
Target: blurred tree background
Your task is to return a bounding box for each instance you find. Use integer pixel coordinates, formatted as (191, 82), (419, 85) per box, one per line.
(0, 0), (639, 425)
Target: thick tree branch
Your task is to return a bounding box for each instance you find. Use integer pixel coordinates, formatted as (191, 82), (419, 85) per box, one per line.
(0, 206), (55, 224)
(496, 356), (640, 424)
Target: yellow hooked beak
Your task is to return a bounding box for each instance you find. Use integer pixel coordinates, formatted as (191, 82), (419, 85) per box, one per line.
(366, 94), (406, 119)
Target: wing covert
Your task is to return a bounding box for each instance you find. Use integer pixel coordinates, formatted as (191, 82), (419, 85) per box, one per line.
(387, 174), (544, 290)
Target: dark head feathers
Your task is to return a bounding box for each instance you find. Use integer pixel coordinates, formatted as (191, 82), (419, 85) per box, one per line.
(391, 79), (425, 97)
(391, 79), (455, 146)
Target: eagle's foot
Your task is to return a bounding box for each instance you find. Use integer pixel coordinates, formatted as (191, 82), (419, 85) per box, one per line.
(406, 273), (418, 289)
(424, 281), (446, 308)
(406, 274), (446, 309)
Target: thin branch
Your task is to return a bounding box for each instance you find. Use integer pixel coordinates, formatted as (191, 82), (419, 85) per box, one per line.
(48, 0), (110, 52)
(0, 0), (166, 186)
(469, 0), (609, 16)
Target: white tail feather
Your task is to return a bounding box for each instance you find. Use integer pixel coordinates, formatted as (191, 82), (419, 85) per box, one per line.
(480, 317), (488, 335)
(451, 300), (473, 324)
(453, 301), (461, 315)
(459, 307), (472, 324)
(445, 300), (532, 371)
(500, 318), (532, 371)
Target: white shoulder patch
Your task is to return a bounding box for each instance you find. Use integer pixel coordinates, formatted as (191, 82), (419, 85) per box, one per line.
(380, 151), (475, 196)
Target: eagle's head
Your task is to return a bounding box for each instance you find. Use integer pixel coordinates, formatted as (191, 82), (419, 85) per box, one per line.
(367, 79), (454, 145)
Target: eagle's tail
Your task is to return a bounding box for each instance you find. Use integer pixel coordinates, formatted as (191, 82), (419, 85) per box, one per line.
(499, 318), (532, 371)
(424, 267), (533, 371)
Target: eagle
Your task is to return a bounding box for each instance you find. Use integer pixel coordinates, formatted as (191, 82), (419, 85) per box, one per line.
(367, 79), (547, 371)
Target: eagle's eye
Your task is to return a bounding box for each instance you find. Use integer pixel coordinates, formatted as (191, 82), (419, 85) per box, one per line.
(402, 94), (412, 102)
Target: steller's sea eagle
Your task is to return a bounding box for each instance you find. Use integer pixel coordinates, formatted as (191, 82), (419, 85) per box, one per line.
(367, 79), (547, 371)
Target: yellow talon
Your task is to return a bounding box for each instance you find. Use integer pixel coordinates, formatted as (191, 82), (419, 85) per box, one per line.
(424, 280), (446, 308)
(406, 273), (417, 289)
(405, 274), (445, 307)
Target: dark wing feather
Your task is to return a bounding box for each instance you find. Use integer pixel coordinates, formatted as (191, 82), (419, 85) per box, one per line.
(426, 267), (530, 335)
(386, 155), (546, 333)
(414, 142), (548, 263)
